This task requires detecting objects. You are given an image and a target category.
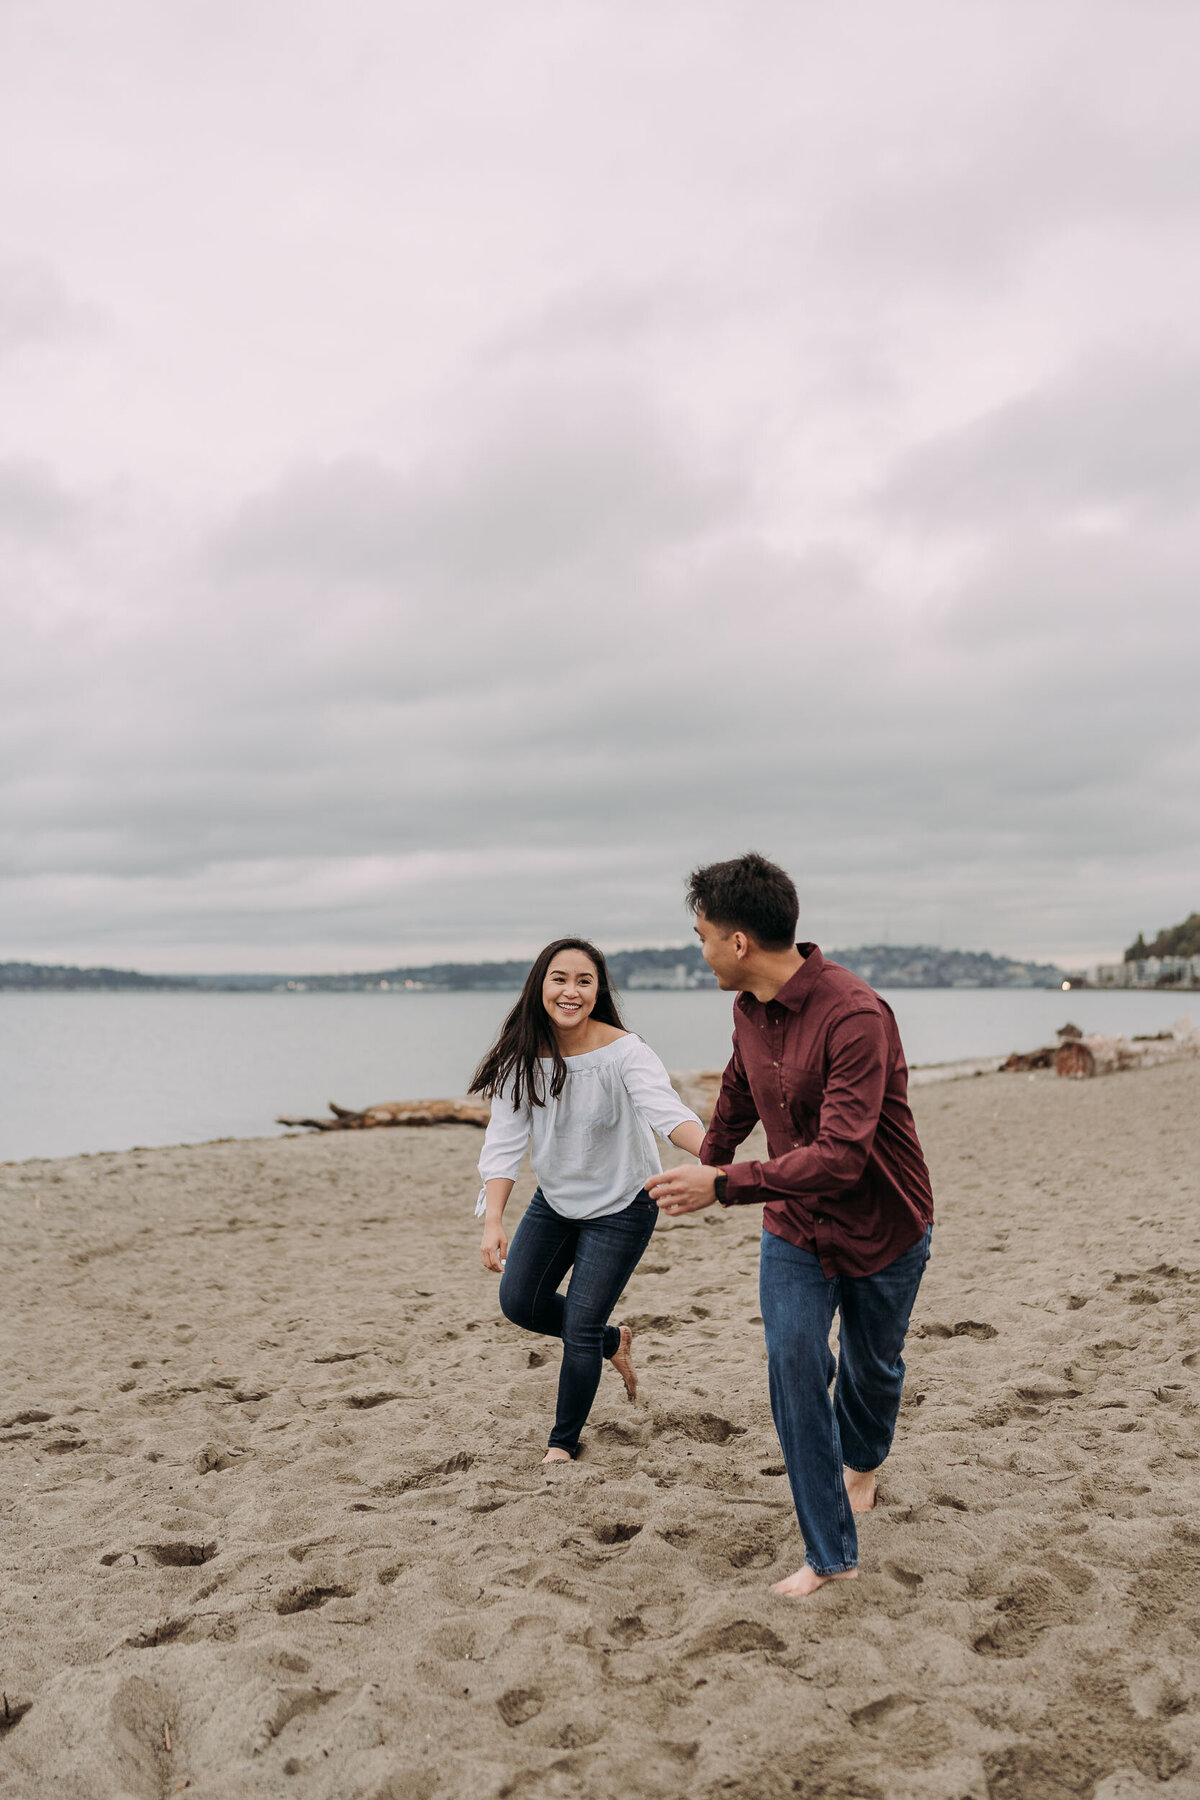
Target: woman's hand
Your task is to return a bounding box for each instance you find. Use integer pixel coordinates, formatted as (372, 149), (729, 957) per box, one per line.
(481, 1219), (508, 1273)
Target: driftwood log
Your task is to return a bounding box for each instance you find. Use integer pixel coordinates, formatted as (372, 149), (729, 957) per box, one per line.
(1056, 1024), (1199, 1079)
(278, 1071), (728, 1135)
(277, 1099), (491, 1131)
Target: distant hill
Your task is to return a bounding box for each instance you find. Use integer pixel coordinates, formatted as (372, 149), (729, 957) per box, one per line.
(1124, 912), (1200, 962)
(0, 961), (186, 991)
(829, 944), (1066, 989)
(2, 943), (1067, 992)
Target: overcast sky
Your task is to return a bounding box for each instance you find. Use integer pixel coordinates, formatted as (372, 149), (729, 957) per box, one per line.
(3, 1), (1198, 973)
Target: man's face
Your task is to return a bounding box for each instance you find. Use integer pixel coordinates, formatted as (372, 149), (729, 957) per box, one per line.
(693, 910), (746, 990)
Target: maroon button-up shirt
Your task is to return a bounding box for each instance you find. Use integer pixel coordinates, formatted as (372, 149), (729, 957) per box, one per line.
(699, 946), (934, 1278)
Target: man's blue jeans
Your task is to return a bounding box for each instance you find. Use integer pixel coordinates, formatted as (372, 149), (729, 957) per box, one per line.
(759, 1223), (932, 1575)
(499, 1189), (658, 1454)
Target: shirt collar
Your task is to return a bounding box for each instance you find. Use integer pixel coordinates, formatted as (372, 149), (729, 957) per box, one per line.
(736, 944), (824, 1013)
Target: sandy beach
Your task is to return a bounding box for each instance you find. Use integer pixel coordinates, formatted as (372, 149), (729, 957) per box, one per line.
(2, 1060), (1198, 1800)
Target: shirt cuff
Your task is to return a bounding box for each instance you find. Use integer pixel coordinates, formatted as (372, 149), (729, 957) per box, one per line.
(722, 1161), (763, 1205)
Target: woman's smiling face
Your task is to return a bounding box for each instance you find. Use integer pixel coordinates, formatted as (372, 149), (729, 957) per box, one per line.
(542, 949), (599, 1035)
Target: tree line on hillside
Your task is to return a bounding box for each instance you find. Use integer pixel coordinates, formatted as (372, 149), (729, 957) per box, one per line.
(0, 962), (186, 990)
(1124, 912), (1200, 962)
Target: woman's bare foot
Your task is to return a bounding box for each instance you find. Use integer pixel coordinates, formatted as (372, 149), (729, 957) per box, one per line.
(771, 1565), (859, 1599)
(610, 1323), (637, 1402)
(541, 1447), (572, 1465)
(844, 1467), (877, 1514)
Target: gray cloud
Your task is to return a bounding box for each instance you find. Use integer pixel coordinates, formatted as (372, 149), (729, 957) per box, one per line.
(0, 259), (93, 359)
(881, 349), (1200, 523)
(0, 458), (86, 542)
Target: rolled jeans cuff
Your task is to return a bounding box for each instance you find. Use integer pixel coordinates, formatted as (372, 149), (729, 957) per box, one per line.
(805, 1557), (858, 1576)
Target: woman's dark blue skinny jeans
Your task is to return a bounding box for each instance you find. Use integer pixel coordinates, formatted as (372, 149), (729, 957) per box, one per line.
(498, 1188), (658, 1454)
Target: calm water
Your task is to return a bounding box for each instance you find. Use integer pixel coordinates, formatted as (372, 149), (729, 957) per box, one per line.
(1, 986), (1195, 1164)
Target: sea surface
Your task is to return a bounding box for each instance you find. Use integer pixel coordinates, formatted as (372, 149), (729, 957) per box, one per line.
(1, 985), (1196, 1164)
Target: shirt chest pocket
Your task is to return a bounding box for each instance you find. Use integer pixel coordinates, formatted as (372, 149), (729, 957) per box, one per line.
(783, 1069), (824, 1133)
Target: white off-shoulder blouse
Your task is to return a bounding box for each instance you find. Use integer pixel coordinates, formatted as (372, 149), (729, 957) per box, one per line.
(476, 1034), (703, 1221)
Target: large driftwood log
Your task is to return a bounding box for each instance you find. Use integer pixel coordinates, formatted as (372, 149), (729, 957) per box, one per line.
(1056, 1024), (1199, 1079)
(279, 1071), (728, 1135)
(277, 1099), (491, 1131)
(1003, 1046), (1056, 1071)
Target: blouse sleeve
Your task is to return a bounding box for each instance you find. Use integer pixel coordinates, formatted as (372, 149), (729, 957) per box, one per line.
(475, 1076), (532, 1215)
(619, 1038), (704, 1140)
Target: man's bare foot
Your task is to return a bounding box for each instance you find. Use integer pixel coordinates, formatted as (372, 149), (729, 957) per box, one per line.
(844, 1467), (877, 1514)
(771, 1565), (859, 1598)
(610, 1324), (637, 1402)
(542, 1447), (572, 1465)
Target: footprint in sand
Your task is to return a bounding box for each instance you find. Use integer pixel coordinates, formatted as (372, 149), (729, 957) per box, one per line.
(685, 1619), (786, 1658)
(657, 1409), (745, 1444)
(274, 1581), (356, 1615)
(723, 1524), (783, 1570)
(972, 1568), (1080, 1657)
(591, 1520), (644, 1546)
(373, 1451), (476, 1495)
(885, 1563), (924, 1590)
(497, 1686), (545, 1727)
(850, 1693), (915, 1729)
(0, 1696), (33, 1737)
(143, 1540), (218, 1567)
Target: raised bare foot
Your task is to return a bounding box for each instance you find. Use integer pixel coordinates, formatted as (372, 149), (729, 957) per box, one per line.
(771, 1565), (859, 1598)
(844, 1467), (877, 1514)
(610, 1323), (638, 1402)
(541, 1447), (572, 1465)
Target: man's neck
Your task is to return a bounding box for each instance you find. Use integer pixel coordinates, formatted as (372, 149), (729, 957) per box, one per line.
(743, 945), (805, 1004)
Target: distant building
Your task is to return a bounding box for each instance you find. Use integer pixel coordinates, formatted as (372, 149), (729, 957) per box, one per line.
(625, 963), (692, 990)
(1089, 955), (1200, 989)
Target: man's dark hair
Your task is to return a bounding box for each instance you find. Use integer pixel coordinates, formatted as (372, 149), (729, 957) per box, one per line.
(686, 852), (799, 951)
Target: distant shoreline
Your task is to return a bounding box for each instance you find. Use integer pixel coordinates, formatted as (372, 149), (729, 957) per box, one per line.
(0, 941), (1076, 993)
(6, 980), (1199, 995)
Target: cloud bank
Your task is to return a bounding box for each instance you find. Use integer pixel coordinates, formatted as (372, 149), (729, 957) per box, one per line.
(2, 1), (1198, 969)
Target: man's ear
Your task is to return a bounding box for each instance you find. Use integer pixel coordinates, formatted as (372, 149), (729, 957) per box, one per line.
(732, 931), (749, 961)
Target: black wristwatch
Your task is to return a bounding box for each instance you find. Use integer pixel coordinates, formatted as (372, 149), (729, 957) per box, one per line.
(713, 1170), (729, 1205)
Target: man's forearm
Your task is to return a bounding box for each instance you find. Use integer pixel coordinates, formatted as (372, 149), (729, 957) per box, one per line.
(723, 1136), (869, 1205)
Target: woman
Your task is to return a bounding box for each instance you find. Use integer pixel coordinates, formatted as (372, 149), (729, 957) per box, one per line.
(470, 938), (706, 1464)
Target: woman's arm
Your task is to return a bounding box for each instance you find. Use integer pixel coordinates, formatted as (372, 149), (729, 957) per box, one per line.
(667, 1119), (706, 1158)
(476, 1075), (531, 1273)
(620, 1039), (706, 1145)
(480, 1177), (514, 1273)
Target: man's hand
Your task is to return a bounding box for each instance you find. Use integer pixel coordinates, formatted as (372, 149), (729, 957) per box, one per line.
(647, 1164), (720, 1216)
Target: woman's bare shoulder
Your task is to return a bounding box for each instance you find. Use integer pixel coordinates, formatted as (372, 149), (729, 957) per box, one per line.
(592, 1025), (631, 1049)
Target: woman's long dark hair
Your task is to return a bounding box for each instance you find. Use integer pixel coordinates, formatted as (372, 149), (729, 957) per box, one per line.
(469, 938), (626, 1109)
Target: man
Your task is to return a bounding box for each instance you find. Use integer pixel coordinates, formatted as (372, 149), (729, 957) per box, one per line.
(647, 852), (934, 1598)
